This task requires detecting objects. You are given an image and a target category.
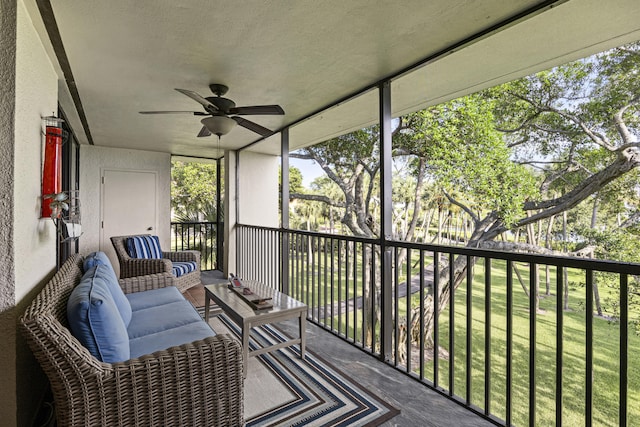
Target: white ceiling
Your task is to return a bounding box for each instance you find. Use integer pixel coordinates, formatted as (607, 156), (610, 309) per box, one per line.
(33, 0), (640, 159)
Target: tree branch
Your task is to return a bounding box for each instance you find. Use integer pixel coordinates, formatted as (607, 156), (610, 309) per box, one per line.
(613, 96), (639, 145)
(494, 112), (541, 133)
(290, 192), (345, 208)
(507, 91), (614, 150)
(619, 212), (640, 229)
(442, 190), (479, 224)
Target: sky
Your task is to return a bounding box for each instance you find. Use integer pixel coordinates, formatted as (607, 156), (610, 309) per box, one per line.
(290, 157), (323, 188)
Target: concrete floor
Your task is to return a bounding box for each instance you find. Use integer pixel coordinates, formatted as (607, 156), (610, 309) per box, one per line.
(194, 271), (494, 427)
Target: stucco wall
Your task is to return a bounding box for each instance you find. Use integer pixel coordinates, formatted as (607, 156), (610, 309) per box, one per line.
(14, 0), (58, 302)
(2, 0), (59, 425)
(238, 151), (279, 227)
(233, 151), (280, 283)
(79, 145), (171, 255)
(0, 0), (18, 425)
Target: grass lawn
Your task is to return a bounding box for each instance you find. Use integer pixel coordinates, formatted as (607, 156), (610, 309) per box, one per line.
(431, 260), (640, 426)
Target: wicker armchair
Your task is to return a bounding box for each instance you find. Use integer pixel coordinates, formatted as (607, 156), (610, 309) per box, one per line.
(20, 254), (244, 427)
(111, 234), (201, 292)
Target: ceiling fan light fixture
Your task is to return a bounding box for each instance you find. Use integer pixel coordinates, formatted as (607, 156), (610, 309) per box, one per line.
(201, 115), (237, 136)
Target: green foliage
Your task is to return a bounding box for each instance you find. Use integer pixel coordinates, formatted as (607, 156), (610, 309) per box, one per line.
(575, 225), (640, 334)
(171, 161), (223, 221)
(279, 165), (304, 194)
(400, 94), (538, 226)
(289, 166), (304, 194)
(310, 127), (380, 169)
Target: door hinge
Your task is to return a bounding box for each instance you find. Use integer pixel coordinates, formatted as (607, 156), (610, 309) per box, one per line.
(102, 176), (104, 184)
(101, 221), (104, 228)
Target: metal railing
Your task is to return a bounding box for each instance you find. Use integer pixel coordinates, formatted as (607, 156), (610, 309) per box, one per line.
(170, 221), (222, 271)
(236, 224), (640, 427)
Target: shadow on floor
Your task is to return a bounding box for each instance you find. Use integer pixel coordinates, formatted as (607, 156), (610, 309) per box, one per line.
(182, 270), (226, 308)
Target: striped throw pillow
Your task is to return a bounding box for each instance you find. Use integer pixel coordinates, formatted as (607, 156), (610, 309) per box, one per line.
(126, 235), (162, 259)
(172, 261), (197, 277)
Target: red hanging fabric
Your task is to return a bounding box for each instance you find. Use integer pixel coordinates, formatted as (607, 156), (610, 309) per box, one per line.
(41, 125), (63, 218)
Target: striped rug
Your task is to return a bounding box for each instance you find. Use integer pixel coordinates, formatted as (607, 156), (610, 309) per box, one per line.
(214, 314), (399, 427)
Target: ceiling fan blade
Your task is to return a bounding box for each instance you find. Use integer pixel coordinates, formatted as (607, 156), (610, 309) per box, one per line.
(197, 126), (212, 137)
(175, 88), (219, 113)
(139, 110), (208, 115)
(232, 117), (274, 137)
(228, 105), (285, 115)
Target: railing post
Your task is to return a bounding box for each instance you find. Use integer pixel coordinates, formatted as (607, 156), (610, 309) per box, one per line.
(281, 128), (290, 295)
(585, 269), (593, 427)
(216, 157), (223, 271)
(379, 80), (393, 361)
(620, 274), (628, 426)
(529, 263), (537, 427)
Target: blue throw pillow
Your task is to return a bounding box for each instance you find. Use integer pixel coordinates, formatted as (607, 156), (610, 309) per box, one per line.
(67, 266), (130, 363)
(83, 251), (114, 272)
(83, 252), (132, 326)
(126, 235), (162, 259)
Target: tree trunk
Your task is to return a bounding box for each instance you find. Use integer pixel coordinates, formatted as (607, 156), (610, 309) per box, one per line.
(562, 211), (568, 251)
(593, 281), (603, 317)
(544, 215), (555, 296)
(545, 265), (551, 296)
(329, 208), (334, 233)
(463, 217), (469, 244)
(437, 208), (444, 244)
(362, 245), (375, 346)
(527, 222), (537, 246)
(513, 263), (530, 298)
(424, 207), (435, 242)
(409, 254), (470, 351)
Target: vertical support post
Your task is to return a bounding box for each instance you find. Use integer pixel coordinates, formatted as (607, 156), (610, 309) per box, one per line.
(434, 251), (440, 387)
(73, 136), (80, 255)
(379, 80), (393, 361)
(281, 128), (290, 295)
(556, 265), (564, 427)
(216, 157), (223, 271)
(449, 253), (455, 396)
(506, 259), (513, 426)
(529, 263), (537, 427)
(484, 257), (492, 415)
(58, 117), (72, 268)
(620, 274), (628, 426)
(235, 151), (240, 274)
(585, 269), (593, 427)
(466, 255), (473, 404)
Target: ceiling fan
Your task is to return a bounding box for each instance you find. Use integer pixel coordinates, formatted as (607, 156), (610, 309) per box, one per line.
(139, 84), (284, 138)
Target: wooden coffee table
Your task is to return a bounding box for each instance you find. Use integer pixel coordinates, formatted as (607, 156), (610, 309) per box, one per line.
(204, 281), (307, 377)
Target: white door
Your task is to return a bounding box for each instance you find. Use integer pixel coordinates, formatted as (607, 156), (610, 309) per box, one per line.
(100, 169), (157, 277)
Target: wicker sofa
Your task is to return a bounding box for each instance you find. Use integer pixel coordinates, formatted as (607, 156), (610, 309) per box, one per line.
(111, 234), (201, 292)
(20, 253), (244, 427)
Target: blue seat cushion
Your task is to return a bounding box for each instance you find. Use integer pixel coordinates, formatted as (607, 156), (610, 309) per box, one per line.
(126, 235), (162, 259)
(129, 321), (215, 359)
(126, 286), (184, 311)
(127, 298), (215, 359)
(127, 300), (204, 339)
(67, 267), (130, 363)
(172, 261), (197, 277)
(83, 252), (132, 326)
